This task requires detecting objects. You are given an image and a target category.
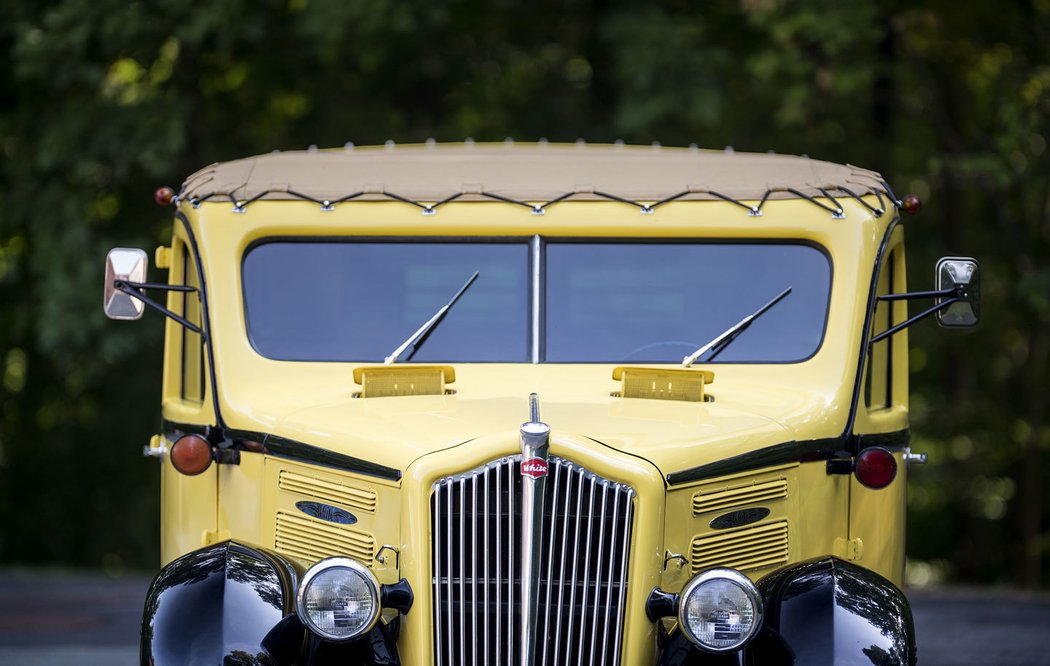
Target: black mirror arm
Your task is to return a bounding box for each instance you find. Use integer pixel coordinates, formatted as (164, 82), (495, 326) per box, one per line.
(876, 285), (962, 302)
(869, 296), (959, 346)
(114, 280), (205, 338)
(122, 280), (197, 293)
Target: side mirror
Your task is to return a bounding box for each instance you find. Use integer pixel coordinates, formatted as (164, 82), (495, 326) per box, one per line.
(104, 248), (148, 320)
(935, 257), (980, 327)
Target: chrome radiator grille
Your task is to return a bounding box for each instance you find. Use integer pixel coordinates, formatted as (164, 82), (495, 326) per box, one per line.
(432, 456), (635, 666)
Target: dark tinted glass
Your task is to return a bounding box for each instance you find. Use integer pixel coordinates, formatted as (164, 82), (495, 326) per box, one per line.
(243, 242), (529, 361)
(545, 243), (831, 362)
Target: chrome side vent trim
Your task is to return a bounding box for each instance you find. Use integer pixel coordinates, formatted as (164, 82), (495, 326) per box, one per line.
(432, 457), (634, 665)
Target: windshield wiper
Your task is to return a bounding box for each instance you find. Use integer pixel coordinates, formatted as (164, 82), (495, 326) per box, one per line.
(682, 286), (793, 367)
(384, 271), (480, 365)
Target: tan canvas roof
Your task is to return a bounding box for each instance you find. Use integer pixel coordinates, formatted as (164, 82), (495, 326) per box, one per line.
(180, 143), (890, 209)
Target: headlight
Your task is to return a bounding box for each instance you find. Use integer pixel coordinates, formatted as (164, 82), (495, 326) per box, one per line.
(678, 568), (763, 653)
(296, 557), (380, 642)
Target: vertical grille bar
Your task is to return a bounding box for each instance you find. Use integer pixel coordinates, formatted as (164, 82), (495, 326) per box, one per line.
(540, 462), (561, 666)
(506, 460), (514, 666)
(445, 480), (454, 664)
(483, 467), (490, 662)
(574, 475), (597, 663)
(471, 475), (478, 666)
(432, 457), (633, 665)
(610, 489), (635, 666)
(434, 481), (444, 666)
(586, 482), (609, 665)
(459, 477), (466, 666)
(564, 468), (585, 657)
(496, 464), (502, 664)
(598, 489), (621, 666)
(551, 461), (573, 660)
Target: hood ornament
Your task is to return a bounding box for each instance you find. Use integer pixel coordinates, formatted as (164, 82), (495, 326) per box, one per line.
(519, 393), (550, 666)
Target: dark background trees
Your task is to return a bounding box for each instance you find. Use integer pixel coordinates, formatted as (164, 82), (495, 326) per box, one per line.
(1, 0), (1047, 587)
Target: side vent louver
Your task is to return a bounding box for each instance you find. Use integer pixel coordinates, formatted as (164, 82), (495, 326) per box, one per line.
(691, 520), (789, 574)
(693, 477), (788, 515)
(278, 470), (377, 513)
(275, 511), (375, 564)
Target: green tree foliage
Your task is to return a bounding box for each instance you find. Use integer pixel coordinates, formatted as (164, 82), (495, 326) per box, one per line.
(1, 0), (1047, 584)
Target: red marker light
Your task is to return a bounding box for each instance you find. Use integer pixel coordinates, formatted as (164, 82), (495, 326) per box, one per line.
(901, 195), (922, 215)
(155, 186), (175, 207)
(854, 447), (897, 489)
(170, 434), (213, 476)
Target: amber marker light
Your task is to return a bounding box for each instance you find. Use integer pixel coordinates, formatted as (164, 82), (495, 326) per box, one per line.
(901, 195), (922, 215)
(854, 447), (897, 489)
(154, 186), (175, 207)
(170, 434), (213, 476)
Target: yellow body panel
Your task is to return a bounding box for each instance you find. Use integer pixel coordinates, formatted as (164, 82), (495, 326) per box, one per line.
(159, 433), (217, 564)
(850, 451), (908, 586)
(152, 188), (909, 663)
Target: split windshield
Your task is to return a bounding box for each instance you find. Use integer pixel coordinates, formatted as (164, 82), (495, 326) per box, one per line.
(242, 240), (831, 363)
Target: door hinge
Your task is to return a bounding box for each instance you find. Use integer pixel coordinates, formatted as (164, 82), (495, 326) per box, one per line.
(155, 245), (172, 269)
(835, 537), (864, 561)
(202, 529), (231, 546)
(143, 434), (167, 458)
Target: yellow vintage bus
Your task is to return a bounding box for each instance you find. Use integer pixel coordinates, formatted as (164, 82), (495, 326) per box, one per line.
(104, 143), (978, 665)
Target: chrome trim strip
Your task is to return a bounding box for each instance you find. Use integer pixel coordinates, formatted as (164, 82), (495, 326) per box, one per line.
(530, 234), (541, 363)
(519, 394), (550, 666)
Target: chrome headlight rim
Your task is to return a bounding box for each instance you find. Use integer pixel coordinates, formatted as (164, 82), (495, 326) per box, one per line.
(678, 567), (764, 653)
(296, 556), (381, 642)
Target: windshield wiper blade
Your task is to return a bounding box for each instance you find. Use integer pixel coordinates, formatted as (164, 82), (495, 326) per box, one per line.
(682, 286), (792, 367)
(384, 271), (480, 365)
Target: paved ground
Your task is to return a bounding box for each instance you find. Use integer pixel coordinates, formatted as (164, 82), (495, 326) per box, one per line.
(0, 570), (148, 666)
(1, 570), (1049, 664)
(909, 586), (1050, 665)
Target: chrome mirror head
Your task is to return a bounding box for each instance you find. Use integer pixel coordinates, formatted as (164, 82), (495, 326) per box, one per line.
(935, 257), (980, 327)
(104, 248), (148, 320)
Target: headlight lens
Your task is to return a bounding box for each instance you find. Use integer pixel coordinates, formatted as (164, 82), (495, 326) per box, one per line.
(296, 557), (380, 642)
(678, 568), (763, 653)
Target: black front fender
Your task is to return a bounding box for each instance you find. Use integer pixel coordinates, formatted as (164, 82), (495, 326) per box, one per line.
(141, 540), (306, 666)
(657, 557), (916, 665)
(750, 557), (916, 665)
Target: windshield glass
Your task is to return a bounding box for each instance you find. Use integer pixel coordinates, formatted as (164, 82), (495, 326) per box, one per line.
(243, 241), (530, 362)
(242, 240), (830, 363)
(545, 242), (830, 362)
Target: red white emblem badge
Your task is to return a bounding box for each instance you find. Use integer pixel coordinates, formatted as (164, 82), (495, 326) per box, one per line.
(521, 457), (548, 479)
